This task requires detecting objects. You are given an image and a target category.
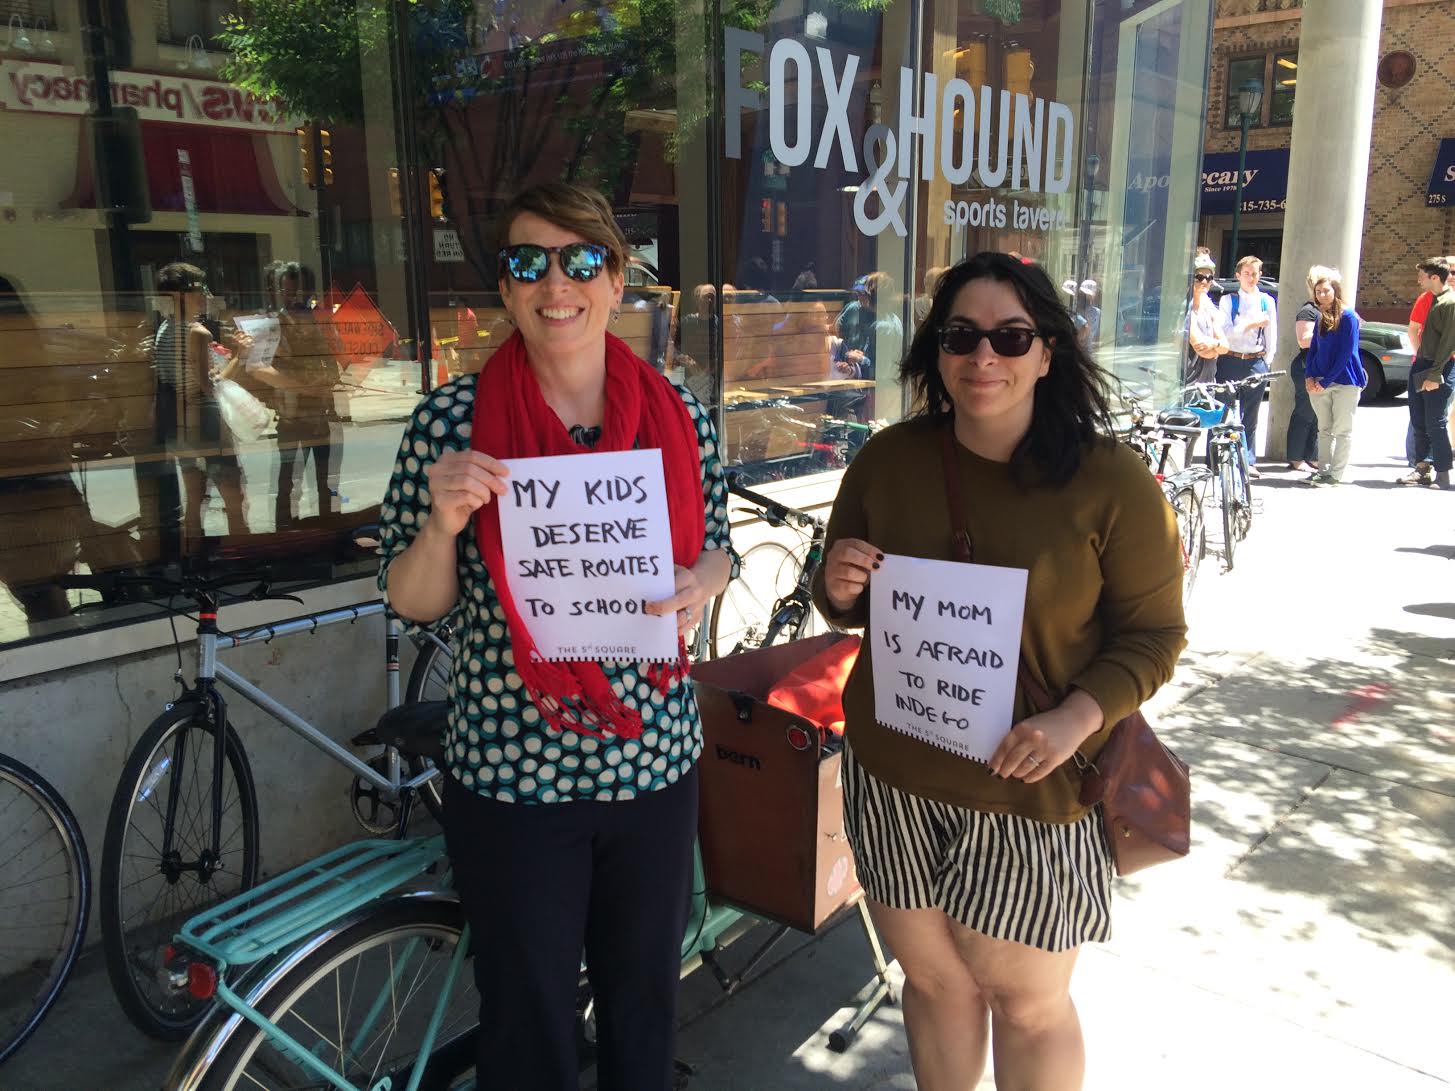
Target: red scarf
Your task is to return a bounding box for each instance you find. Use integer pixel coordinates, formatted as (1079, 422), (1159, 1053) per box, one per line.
(471, 330), (704, 739)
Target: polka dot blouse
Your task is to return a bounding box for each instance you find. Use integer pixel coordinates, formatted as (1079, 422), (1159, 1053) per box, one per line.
(377, 374), (739, 805)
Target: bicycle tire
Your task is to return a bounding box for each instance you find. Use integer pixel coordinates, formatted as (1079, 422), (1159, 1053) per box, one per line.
(1171, 485), (1205, 603)
(100, 703), (259, 1040)
(1233, 447), (1254, 541)
(1218, 455), (1238, 572)
(193, 899), (477, 1091)
(402, 637), (454, 824)
(708, 541), (794, 657)
(709, 541), (821, 658)
(0, 755), (90, 1064)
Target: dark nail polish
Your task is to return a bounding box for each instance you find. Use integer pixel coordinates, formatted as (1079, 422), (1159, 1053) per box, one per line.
(876, 553), (885, 561)
(872, 562), (880, 570)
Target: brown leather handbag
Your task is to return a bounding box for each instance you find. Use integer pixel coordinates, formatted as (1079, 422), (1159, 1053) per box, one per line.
(939, 425), (1191, 875)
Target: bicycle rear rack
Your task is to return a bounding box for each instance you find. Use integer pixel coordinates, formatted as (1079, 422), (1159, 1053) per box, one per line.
(177, 835), (446, 969)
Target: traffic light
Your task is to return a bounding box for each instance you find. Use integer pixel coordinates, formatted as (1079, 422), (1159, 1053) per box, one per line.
(318, 128), (333, 187)
(759, 197), (772, 233)
(297, 126), (314, 187)
(387, 167), (402, 217)
(428, 169), (446, 221)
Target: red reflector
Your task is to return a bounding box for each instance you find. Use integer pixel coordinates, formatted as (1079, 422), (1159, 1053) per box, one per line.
(163, 944), (176, 964)
(786, 725), (812, 751)
(187, 961), (218, 1000)
(1155, 474), (1166, 482)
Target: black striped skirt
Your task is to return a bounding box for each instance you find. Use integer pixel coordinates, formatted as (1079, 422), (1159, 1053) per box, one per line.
(842, 742), (1114, 952)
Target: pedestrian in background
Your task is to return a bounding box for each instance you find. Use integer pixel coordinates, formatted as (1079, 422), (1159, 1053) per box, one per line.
(1285, 278), (1321, 473)
(1183, 253), (1226, 388)
(1216, 255), (1277, 475)
(1408, 258), (1455, 489)
(1302, 266), (1366, 487)
(1399, 257), (1448, 485)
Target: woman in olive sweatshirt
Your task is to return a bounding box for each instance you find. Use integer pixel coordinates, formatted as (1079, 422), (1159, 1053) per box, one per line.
(813, 253), (1187, 1091)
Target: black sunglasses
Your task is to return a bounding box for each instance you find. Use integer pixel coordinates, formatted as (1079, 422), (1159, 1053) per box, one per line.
(938, 324), (1041, 357)
(498, 242), (610, 283)
(1193, 273), (1214, 283)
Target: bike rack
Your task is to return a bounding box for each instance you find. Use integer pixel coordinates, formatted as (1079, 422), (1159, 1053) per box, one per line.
(178, 835), (446, 968)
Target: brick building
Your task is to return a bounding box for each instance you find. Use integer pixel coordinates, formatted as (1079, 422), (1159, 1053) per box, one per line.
(1200, 0), (1455, 322)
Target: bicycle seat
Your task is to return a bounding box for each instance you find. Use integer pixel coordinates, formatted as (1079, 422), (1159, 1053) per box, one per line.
(1157, 409), (1204, 429)
(354, 701), (448, 764)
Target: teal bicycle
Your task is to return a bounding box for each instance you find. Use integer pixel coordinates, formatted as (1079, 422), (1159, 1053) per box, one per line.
(163, 704), (893, 1090)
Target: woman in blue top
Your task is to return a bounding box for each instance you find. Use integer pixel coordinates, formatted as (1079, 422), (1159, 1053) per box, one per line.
(377, 182), (737, 1090)
(1302, 265), (1366, 487)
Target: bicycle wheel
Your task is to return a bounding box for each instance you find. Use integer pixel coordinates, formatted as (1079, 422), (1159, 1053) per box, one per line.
(1218, 455), (1238, 572)
(0, 755), (89, 1064)
(1170, 485), (1205, 603)
(195, 899), (478, 1091)
(403, 635), (455, 824)
(100, 703), (259, 1040)
(709, 541), (821, 657)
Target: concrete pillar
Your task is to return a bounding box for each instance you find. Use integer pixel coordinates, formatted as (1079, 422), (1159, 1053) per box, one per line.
(1266, 0), (1383, 462)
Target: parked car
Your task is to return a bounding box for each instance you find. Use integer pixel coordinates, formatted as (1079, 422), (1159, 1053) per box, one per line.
(1208, 279), (1411, 402)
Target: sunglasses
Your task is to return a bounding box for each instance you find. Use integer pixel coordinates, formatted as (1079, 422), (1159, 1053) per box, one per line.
(1193, 273), (1214, 283)
(938, 324), (1041, 357)
(498, 242), (610, 284)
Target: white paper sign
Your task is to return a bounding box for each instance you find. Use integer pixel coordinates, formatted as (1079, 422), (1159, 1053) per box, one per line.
(497, 449), (678, 663)
(232, 314), (282, 371)
(870, 553), (1028, 763)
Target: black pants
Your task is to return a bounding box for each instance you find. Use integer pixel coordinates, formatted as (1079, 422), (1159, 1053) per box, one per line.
(1286, 356), (1319, 463)
(443, 766), (699, 1091)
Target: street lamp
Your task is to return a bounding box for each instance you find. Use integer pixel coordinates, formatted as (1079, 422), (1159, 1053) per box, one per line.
(1227, 77), (1264, 268)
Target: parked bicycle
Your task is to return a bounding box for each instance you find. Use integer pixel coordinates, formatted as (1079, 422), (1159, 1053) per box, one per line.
(68, 551), (452, 1041)
(0, 754), (89, 1064)
(1118, 390), (1214, 601)
(708, 474), (829, 658)
(1179, 372), (1284, 571)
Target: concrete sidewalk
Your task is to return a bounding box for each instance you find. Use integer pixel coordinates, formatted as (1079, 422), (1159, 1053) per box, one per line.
(5, 400), (1451, 1090)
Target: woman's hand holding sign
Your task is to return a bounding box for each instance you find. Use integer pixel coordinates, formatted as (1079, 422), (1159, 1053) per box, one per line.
(647, 551), (733, 635)
(988, 689), (1104, 784)
(424, 450), (511, 537)
(823, 538), (884, 615)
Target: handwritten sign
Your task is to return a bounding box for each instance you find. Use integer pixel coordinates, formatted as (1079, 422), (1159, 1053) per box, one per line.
(497, 449), (678, 663)
(870, 554), (1028, 763)
(232, 313), (281, 371)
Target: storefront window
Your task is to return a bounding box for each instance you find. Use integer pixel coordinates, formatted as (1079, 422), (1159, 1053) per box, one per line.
(719, 0), (1212, 482)
(0, 0), (413, 647)
(0, 0), (1212, 651)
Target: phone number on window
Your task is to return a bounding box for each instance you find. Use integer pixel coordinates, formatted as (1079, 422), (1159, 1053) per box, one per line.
(1239, 199), (1287, 212)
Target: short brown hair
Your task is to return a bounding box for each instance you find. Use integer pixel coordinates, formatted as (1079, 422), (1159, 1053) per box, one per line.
(1417, 257), (1450, 280)
(157, 262), (206, 293)
(496, 183), (627, 276)
(1235, 255), (1263, 275)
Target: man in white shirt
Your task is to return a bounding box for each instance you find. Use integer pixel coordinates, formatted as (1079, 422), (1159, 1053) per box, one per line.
(1216, 255), (1278, 473)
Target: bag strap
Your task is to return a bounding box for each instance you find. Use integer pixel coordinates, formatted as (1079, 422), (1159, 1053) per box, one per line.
(939, 423), (1056, 716)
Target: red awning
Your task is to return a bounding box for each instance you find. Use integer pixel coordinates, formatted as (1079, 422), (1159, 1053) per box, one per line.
(63, 119), (301, 217)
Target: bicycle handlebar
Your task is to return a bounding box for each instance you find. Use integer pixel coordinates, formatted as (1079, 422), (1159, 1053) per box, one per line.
(725, 473), (825, 531)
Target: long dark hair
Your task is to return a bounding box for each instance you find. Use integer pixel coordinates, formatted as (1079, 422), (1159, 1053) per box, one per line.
(898, 252), (1115, 485)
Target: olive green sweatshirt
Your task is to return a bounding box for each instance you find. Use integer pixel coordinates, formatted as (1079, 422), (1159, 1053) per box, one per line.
(812, 416), (1188, 823)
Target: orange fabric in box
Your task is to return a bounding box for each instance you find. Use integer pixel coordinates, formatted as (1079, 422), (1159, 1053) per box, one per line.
(764, 635), (860, 735)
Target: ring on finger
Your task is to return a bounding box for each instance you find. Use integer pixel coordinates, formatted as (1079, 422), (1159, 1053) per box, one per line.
(1026, 755), (1042, 767)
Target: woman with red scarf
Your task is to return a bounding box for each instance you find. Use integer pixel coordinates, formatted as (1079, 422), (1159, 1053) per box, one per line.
(378, 183), (736, 1090)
